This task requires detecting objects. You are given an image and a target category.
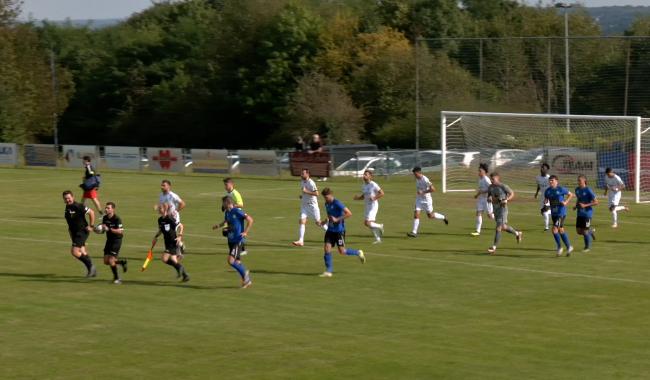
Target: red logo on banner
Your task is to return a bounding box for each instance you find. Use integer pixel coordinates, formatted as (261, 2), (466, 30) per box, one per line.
(152, 150), (178, 170)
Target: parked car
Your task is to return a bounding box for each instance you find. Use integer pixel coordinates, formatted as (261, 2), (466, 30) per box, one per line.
(333, 156), (404, 177)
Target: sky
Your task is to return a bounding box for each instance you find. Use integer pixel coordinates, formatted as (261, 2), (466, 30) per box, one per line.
(18, 0), (650, 20)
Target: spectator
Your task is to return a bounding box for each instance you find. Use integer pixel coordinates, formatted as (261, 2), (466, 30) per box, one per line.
(81, 156), (103, 215)
(308, 134), (324, 154)
(294, 136), (305, 152)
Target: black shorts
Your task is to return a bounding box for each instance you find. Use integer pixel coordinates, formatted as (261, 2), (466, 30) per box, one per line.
(164, 241), (180, 255)
(228, 241), (244, 260)
(104, 240), (122, 256)
(69, 230), (89, 248)
(324, 231), (345, 247)
(576, 216), (591, 229)
(552, 215), (566, 228)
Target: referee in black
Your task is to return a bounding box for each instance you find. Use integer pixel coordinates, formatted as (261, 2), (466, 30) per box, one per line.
(101, 202), (127, 284)
(63, 190), (97, 277)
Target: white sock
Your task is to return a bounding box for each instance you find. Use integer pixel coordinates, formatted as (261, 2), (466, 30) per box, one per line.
(371, 228), (380, 240)
(412, 219), (420, 234)
(614, 206), (626, 212)
(612, 210), (618, 224)
(369, 222), (381, 229)
(298, 224), (305, 241)
(543, 211), (550, 228)
(322, 224), (328, 231)
(433, 212), (445, 220)
(475, 215), (483, 232)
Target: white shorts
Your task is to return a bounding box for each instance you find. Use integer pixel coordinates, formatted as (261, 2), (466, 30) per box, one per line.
(415, 198), (433, 214)
(365, 202), (379, 221)
(608, 192), (622, 207)
(300, 204), (321, 221)
(476, 197), (493, 214)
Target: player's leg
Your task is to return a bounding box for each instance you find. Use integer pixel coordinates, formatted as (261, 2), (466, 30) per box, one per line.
(335, 233), (364, 263)
(488, 218), (503, 254)
(293, 207), (309, 246)
(228, 243), (250, 287)
(541, 203), (551, 231)
(408, 208), (421, 237)
(551, 216), (563, 255)
(320, 238), (334, 277)
(609, 193), (619, 227)
(473, 208), (483, 236)
(105, 254), (121, 283)
(426, 201), (448, 224)
(558, 218), (573, 255)
(365, 204), (382, 243)
(71, 232), (95, 277)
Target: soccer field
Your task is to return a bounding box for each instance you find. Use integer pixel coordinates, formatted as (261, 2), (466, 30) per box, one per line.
(1, 168), (650, 379)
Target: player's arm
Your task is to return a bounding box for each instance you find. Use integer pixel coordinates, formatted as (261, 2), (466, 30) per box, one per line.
(506, 190), (515, 202)
(373, 188), (385, 201)
(212, 218), (227, 230)
(562, 191), (574, 206)
(109, 222), (124, 236)
(353, 193), (364, 201)
(241, 214), (254, 237)
(342, 207), (353, 220)
(534, 184), (540, 198)
(303, 187), (319, 197)
(177, 197), (186, 211)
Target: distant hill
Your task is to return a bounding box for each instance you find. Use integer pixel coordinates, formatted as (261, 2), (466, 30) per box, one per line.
(32, 18), (122, 29)
(583, 6), (650, 35)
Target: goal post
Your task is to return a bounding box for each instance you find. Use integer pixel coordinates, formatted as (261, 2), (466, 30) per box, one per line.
(441, 111), (647, 203)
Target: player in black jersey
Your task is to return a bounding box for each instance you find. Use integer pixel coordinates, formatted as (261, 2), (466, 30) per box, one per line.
(100, 202), (127, 284)
(153, 204), (190, 282)
(62, 190), (96, 277)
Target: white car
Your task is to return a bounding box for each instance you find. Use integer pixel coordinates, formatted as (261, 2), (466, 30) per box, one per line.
(333, 156), (404, 177)
(490, 149), (526, 168)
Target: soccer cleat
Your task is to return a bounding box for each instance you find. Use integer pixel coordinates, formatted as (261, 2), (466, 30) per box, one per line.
(358, 250), (366, 264)
(544, 227), (549, 232)
(112, 279), (122, 285)
(516, 231), (523, 244)
(406, 232), (417, 238)
(244, 270), (251, 284)
(181, 273), (190, 282)
(556, 247), (564, 257)
(487, 246), (496, 254)
(372, 240), (382, 245)
(121, 259), (128, 273)
(590, 228), (596, 241)
(624, 206), (630, 212)
(567, 246), (574, 254)
(240, 250), (248, 256)
(242, 279), (253, 288)
(444, 217), (449, 225)
(611, 224), (618, 228)
(319, 271), (333, 278)
(471, 232), (480, 236)
(378, 224), (384, 237)
(292, 241), (304, 247)
(86, 265), (97, 278)
(583, 248), (591, 253)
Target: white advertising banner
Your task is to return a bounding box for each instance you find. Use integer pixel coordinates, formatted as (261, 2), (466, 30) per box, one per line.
(548, 149), (598, 180)
(62, 145), (99, 168)
(24, 144), (57, 167)
(0, 143), (18, 166)
(191, 149), (230, 174)
(237, 150), (279, 176)
(104, 146), (141, 170)
(146, 147), (184, 172)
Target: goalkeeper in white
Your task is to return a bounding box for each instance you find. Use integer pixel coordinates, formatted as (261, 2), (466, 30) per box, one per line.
(604, 167), (629, 228)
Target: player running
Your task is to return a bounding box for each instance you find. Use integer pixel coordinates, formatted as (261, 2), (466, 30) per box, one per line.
(319, 188), (365, 278)
(354, 170), (385, 244)
(471, 163), (493, 236)
(158, 179), (186, 252)
(407, 167), (448, 238)
(223, 177), (247, 255)
(62, 190), (97, 277)
(574, 175), (598, 252)
(99, 202), (127, 284)
(486, 173), (523, 254)
(293, 168), (327, 247)
(153, 204), (190, 282)
(213, 196), (254, 288)
(545, 175), (574, 257)
(82, 156), (103, 215)
(604, 168), (630, 228)
(534, 163), (552, 231)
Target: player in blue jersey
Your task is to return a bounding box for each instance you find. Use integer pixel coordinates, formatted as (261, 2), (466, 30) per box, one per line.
(544, 175), (574, 257)
(213, 196), (254, 288)
(318, 188), (365, 277)
(574, 175), (598, 252)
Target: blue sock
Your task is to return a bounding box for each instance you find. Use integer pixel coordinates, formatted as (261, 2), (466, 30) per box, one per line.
(230, 261), (246, 279)
(345, 248), (359, 256)
(560, 232), (571, 248)
(584, 234), (592, 249)
(324, 252), (333, 272)
(553, 233), (561, 249)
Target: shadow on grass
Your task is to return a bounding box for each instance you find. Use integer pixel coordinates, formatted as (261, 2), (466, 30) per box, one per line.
(251, 269), (321, 276)
(25, 215), (60, 220)
(405, 247), (555, 258)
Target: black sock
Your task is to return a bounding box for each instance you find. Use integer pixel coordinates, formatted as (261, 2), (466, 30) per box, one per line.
(175, 263), (187, 277)
(78, 255), (93, 271)
(110, 265), (119, 280)
(118, 259), (127, 266)
(165, 260), (179, 274)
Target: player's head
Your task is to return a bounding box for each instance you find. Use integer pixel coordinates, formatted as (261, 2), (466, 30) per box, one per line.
(541, 163), (550, 175)
(605, 167), (614, 177)
(161, 179), (171, 193)
(222, 195), (235, 210)
(577, 174), (588, 188)
(412, 166), (422, 179)
(362, 169), (373, 182)
(549, 174), (559, 188)
(301, 168), (310, 180)
(489, 172), (500, 184)
(312, 134), (320, 142)
(62, 190), (74, 205)
(105, 201), (116, 216)
(321, 187), (334, 203)
(158, 202), (170, 216)
(82, 155), (91, 164)
(478, 163), (489, 176)
(223, 177), (235, 192)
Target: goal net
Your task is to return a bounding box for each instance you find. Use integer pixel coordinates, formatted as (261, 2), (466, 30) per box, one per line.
(441, 111), (646, 203)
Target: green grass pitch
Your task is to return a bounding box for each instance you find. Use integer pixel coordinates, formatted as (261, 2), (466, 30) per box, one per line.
(1, 167), (649, 379)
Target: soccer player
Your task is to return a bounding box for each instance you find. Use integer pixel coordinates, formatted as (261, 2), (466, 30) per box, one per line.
(62, 190), (97, 277)
(153, 204), (190, 282)
(293, 168), (327, 247)
(100, 202), (127, 284)
(574, 175), (598, 252)
(534, 163), (552, 231)
(319, 188), (365, 277)
(407, 167), (448, 237)
(82, 156), (103, 215)
(223, 177), (246, 254)
(604, 168), (630, 228)
(158, 179), (186, 251)
(486, 173), (523, 254)
(213, 197), (254, 288)
(545, 175), (574, 256)
(471, 163), (493, 236)
(354, 170), (385, 244)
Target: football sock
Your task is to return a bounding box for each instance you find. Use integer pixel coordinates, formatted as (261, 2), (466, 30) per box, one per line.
(553, 233), (562, 249)
(110, 265), (119, 280)
(543, 212), (550, 228)
(371, 228), (380, 240)
(493, 230), (501, 246)
(322, 224), (328, 231)
(345, 249), (359, 256)
(78, 255), (93, 271)
(298, 224), (305, 241)
(369, 222), (381, 229)
(615, 206), (626, 212)
(412, 219), (420, 234)
(560, 232), (571, 248)
(324, 252), (333, 272)
(584, 233), (592, 249)
(475, 215), (483, 232)
(230, 261), (246, 279)
(165, 259), (180, 275)
(433, 213), (445, 220)
(505, 225), (517, 235)
(612, 210), (618, 224)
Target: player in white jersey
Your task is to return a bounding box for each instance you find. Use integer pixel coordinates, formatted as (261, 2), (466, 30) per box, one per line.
(293, 168), (327, 246)
(157, 179), (186, 251)
(407, 166), (448, 237)
(471, 163), (494, 236)
(534, 163), (552, 231)
(354, 170), (385, 243)
(604, 167), (629, 228)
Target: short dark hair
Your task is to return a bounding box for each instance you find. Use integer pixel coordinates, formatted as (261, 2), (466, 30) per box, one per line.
(412, 166), (422, 173)
(161, 179), (171, 186)
(605, 167), (613, 174)
(62, 190), (73, 197)
(541, 163), (550, 170)
(478, 163), (489, 173)
(223, 177), (234, 184)
(222, 196), (233, 204)
(82, 155), (91, 162)
(578, 174), (587, 182)
(321, 187), (332, 196)
(490, 172), (499, 179)
(106, 201), (116, 209)
(364, 169), (374, 176)
(549, 174), (559, 181)
(302, 168), (310, 174)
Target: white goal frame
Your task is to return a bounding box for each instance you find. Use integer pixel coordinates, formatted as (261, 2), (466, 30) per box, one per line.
(441, 111), (644, 203)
